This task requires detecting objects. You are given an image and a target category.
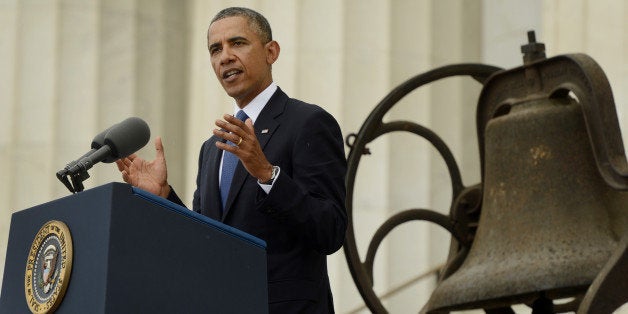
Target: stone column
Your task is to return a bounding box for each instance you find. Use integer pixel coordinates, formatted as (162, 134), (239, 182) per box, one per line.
(0, 0), (189, 286)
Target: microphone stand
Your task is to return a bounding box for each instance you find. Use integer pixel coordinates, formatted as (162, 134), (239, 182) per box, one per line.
(69, 170), (89, 193)
(56, 166), (90, 193)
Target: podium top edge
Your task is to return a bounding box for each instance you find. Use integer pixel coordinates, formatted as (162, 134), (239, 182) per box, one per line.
(131, 186), (267, 249)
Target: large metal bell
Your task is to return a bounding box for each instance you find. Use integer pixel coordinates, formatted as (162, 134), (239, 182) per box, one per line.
(425, 35), (628, 313)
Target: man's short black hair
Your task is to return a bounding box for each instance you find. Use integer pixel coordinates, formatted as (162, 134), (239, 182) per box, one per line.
(211, 7), (273, 43)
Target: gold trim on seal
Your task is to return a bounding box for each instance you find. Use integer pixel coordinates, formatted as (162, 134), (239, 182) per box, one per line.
(24, 220), (73, 314)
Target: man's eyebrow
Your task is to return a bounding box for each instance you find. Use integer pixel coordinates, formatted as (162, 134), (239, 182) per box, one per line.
(227, 36), (249, 43)
(208, 36), (250, 51)
(208, 42), (221, 51)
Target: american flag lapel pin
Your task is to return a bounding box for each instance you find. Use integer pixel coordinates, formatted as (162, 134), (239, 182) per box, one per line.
(261, 129), (269, 134)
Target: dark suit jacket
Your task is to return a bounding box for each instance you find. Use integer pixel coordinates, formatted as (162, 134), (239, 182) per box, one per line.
(168, 88), (347, 313)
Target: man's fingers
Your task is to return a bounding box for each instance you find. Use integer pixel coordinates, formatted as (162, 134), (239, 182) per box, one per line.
(213, 128), (241, 145)
(117, 157), (133, 169)
(215, 119), (238, 134)
(126, 153), (138, 161)
(215, 141), (239, 154)
(213, 115), (259, 153)
(121, 170), (130, 182)
(223, 113), (245, 126)
(115, 159), (126, 172)
(245, 118), (255, 134)
(154, 137), (165, 159)
(217, 114), (248, 134)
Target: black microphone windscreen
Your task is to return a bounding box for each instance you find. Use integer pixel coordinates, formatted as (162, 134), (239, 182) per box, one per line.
(91, 125), (114, 149)
(102, 117), (150, 162)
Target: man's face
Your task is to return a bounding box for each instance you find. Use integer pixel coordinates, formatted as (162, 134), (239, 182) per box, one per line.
(207, 16), (278, 107)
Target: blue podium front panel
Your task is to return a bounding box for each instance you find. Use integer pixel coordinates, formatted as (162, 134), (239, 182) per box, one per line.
(1, 183), (268, 314)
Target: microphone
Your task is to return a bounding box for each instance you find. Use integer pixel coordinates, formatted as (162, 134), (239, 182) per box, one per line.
(61, 125), (113, 171)
(66, 117), (150, 173)
(91, 123), (112, 150)
(56, 117), (150, 193)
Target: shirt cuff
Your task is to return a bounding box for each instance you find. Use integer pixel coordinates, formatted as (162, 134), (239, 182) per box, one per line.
(258, 167), (280, 194)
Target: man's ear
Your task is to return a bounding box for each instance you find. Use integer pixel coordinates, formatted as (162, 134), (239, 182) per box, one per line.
(266, 40), (280, 65)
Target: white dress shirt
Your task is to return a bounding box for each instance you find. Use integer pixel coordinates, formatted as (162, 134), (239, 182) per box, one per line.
(219, 82), (279, 194)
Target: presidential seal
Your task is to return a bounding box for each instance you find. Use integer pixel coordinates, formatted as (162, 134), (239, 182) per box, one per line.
(25, 220), (73, 314)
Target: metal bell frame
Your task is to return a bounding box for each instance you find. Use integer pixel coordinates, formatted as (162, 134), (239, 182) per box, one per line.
(343, 31), (628, 313)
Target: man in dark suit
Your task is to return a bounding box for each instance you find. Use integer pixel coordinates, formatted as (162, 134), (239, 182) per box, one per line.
(116, 7), (347, 313)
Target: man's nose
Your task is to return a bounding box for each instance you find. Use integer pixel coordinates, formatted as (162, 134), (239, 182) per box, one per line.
(219, 46), (235, 64)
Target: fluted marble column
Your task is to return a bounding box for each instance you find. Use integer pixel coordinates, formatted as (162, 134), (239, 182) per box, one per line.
(0, 0), (189, 291)
(543, 0), (628, 143)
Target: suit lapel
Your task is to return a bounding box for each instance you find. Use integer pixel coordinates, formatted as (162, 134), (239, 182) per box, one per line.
(253, 90), (284, 151)
(204, 137), (223, 220)
(222, 88), (288, 219)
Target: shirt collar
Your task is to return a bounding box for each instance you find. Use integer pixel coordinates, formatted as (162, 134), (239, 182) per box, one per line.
(233, 82), (278, 123)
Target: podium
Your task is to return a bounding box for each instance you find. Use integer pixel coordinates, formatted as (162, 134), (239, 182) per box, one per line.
(0, 183), (268, 313)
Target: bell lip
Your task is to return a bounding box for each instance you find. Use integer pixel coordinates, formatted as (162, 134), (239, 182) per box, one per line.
(424, 284), (589, 313)
(423, 249), (610, 312)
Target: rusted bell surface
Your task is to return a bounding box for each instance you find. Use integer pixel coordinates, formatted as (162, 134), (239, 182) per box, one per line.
(426, 97), (628, 312)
